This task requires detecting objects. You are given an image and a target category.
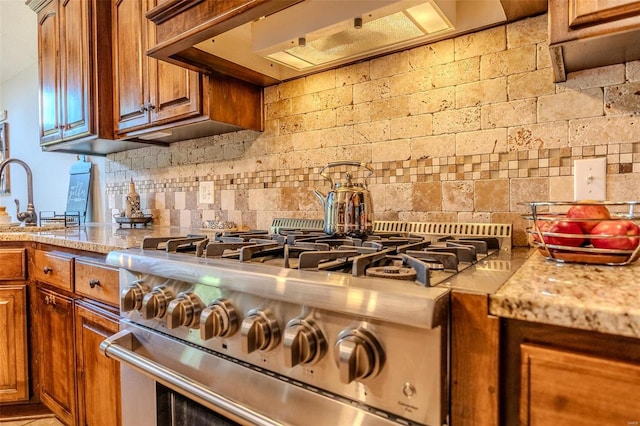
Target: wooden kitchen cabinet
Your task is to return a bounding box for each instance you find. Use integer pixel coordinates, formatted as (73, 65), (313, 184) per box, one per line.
(0, 248), (29, 404)
(31, 246), (122, 426)
(549, 0), (640, 81)
(75, 301), (120, 426)
(520, 343), (640, 425)
(32, 249), (74, 293)
(500, 318), (640, 425)
(450, 292), (499, 426)
(146, 0), (301, 86)
(0, 248), (27, 281)
(112, 0), (201, 135)
(75, 257), (120, 307)
(36, 287), (77, 426)
(0, 286), (28, 403)
(29, 0), (114, 150)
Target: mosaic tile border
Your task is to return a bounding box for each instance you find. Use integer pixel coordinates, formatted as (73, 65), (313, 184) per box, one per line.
(105, 143), (640, 195)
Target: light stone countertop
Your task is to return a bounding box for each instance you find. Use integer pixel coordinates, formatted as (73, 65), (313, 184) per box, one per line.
(0, 223), (221, 254)
(489, 251), (640, 339)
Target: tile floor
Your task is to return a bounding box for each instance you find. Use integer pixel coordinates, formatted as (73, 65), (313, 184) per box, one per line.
(0, 418), (64, 426)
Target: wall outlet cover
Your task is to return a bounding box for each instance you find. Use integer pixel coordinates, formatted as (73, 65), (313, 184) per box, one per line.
(199, 181), (215, 204)
(574, 157), (606, 201)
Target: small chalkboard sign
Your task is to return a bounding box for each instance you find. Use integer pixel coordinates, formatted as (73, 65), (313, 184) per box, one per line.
(66, 156), (92, 219)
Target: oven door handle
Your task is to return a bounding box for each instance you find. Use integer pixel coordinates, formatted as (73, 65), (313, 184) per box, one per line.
(100, 329), (283, 426)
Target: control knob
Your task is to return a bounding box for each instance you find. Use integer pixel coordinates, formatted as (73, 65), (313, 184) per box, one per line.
(200, 298), (239, 340)
(334, 327), (385, 384)
(141, 287), (173, 320)
(240, 309), (280, 354)
(283, 318), (327, 368)
(120, 281), (149, 312)
(166, 292), (204, 329)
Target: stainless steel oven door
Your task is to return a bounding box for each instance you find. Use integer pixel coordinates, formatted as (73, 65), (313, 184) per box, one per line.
(101, 321), (405, 426)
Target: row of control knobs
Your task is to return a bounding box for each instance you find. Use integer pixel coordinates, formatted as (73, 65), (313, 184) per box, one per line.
(121, 282), (384, 384)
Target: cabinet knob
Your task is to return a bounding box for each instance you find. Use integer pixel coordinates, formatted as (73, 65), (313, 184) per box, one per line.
(147, 103), (155, 111)
(139, 104), (147, 112)
(89, 279), (100, 289)
(43, 266), (53, 274)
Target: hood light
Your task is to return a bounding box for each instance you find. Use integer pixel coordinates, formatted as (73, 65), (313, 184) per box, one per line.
(405, 2), (452, 33)
(260, 1), (454, 71)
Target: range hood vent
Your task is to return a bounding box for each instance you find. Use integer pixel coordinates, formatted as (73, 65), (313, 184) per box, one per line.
(252, 0), (456, 71)
(191, 0), (510, 83)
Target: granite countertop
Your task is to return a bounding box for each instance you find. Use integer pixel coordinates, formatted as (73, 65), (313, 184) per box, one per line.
(0, 223), (220, 254)
(4, 223), (638, 339)
(490, 251), (640, 339)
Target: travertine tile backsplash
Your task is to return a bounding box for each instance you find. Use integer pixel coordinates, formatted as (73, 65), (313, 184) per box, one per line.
(106, 14), (640, 246)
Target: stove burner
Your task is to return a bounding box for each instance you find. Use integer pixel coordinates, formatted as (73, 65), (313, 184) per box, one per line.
(366, 265), (417, 280)
(141, 229), (503, 287)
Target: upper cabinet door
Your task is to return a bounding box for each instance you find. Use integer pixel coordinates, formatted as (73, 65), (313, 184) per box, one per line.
(549, 0), (640, 81)
(59, 0), (92, 141)
(37, 1), (62, 144)
(568, 0), (640, 29)
(30, 0), (115, 152)
(113, 0), (149, 133)
(114, 0), (202, 133)
(148, 53), (201, 125)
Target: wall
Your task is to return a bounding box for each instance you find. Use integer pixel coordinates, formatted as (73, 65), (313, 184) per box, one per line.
(0, 0), (106, 223)
(103, 14), (638, 246)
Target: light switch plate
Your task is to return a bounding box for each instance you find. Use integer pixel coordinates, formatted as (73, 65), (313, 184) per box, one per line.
(199, 181), (215, 204)
(0, 110), (6, 121)
(574, 158), (606, 201)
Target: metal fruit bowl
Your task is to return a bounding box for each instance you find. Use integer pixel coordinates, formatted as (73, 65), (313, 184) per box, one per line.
(522, 201), (640, 265)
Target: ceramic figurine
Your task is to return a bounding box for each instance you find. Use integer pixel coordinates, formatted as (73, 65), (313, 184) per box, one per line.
(126, 178), (141, 218)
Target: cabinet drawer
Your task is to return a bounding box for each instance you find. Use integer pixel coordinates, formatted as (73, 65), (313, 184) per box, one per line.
(32, 250), (74, 291)
(75, 258), (120, 307)
(0, 248), (27, 281)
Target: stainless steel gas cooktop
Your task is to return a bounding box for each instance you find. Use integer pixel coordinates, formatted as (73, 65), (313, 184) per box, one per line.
(102, 220), (528, 426)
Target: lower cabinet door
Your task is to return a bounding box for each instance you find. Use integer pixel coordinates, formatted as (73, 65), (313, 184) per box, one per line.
(520, 343), (640, 425)
(75, 302), (120, 426)
(0, 285), (28, 402)
(37, 287), (76, 425)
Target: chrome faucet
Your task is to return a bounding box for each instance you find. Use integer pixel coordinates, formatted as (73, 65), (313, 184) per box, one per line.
(0, 158), (37, 226)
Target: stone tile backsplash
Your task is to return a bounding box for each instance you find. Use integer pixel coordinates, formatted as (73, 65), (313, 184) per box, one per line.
(106, 14), (640, 246)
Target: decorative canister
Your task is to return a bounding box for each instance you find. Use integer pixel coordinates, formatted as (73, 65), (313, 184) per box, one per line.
(0, 206), (10, 224)
(125, 178), (141, 218)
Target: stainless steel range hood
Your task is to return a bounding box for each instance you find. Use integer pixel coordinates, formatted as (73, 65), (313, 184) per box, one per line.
(193, 0), (507, 82)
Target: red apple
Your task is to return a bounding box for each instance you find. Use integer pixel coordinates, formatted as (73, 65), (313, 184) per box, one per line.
(566, 201), (611, 232)
(543, 220), (585, 247)
(531, 220), (551, 243)
(590, 220), (640, 250)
